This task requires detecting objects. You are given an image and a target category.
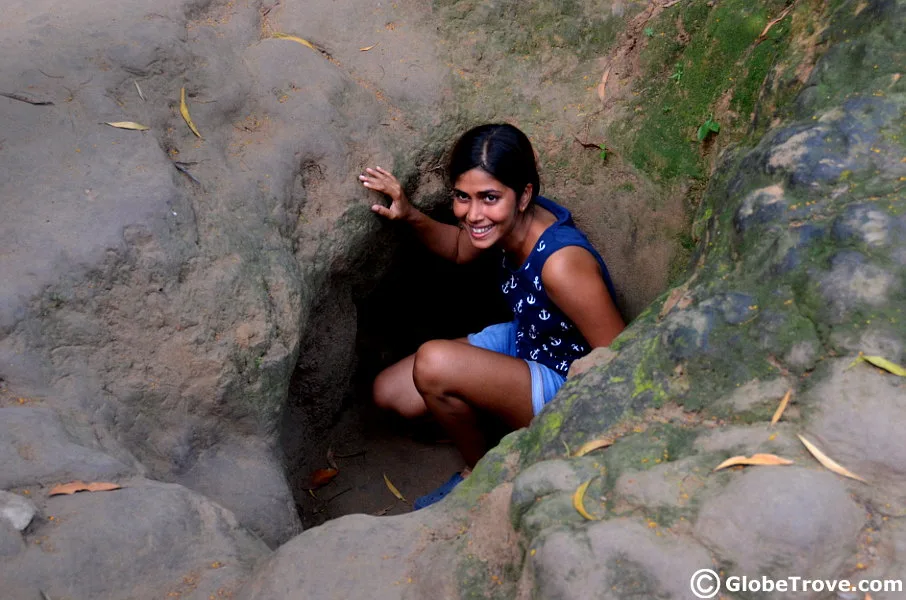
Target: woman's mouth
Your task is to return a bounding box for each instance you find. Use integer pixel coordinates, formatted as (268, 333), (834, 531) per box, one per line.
(469, 224), (494, 239)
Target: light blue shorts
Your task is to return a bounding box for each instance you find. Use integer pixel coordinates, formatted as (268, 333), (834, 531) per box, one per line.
(467, 321), (567, 416)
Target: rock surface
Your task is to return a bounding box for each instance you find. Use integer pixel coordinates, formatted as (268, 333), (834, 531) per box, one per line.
(1, 479), (270, 600)
(0, 492), (36, 532)
(1, 0), (905, 597)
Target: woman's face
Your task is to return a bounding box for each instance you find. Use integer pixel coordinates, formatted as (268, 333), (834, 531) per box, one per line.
(452, 167), (529, 249)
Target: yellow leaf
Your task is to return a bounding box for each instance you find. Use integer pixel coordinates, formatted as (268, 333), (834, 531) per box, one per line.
(179, 87), (202, 138)
(572, 480), (599, 521)
(359, 43), (377, 51)
(771, 388), (792, 425)
(49, 481), (122, 496)
(713, 453), (794, 472)
(272, 32), (329, 57)
(574, 437), (613, 457)
(862, 355), (906, 376)
(383, 473), (406, 502)
(104, 121), (149, 131)
(798, 435), (867, 483)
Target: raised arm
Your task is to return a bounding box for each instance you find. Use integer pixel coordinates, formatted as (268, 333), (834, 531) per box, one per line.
(360, 166), (481, 264)
(541, 246), (625, 349)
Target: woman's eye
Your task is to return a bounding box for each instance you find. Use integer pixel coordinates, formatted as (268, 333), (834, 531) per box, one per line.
(453, 191), (469, 201)
(484, 195), (499, 203)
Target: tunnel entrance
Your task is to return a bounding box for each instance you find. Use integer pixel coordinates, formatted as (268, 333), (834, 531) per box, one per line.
(279, 217), (511, 529)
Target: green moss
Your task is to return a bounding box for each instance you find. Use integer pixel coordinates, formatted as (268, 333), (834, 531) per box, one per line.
(631, 337), (669, 404)
(455, 550), (521, 600)
(603, 424), (698, 485)
(620, 0), (802, 180)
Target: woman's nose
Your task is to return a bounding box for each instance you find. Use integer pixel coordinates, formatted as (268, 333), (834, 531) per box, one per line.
(467, 202), (483, 223)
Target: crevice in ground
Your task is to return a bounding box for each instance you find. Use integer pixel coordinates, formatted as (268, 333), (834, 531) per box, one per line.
(278, 208), (512, 528)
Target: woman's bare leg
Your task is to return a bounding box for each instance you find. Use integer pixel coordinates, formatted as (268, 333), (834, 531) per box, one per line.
(372, 354), (426, 419)
(412, 340), (534, 467)
(372, 338), (473, 419)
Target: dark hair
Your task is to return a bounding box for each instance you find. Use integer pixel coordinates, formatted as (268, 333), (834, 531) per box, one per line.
(448, 124), (540, 202)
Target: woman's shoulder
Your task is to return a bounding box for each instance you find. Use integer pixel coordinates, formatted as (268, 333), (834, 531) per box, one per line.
(535, 196), (572, 224)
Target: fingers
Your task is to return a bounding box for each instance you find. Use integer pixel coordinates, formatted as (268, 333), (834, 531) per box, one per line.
(360, 166), (402, 200)
(370, 202), (386, 214)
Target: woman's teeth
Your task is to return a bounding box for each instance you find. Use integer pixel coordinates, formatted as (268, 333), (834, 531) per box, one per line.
(472, 225), (493, 234)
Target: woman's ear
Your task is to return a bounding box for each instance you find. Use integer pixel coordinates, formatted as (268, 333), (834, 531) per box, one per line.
(518, 183), (533, 212)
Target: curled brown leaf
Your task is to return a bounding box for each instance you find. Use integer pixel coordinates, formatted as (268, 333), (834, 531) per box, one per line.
(713, 453), (794, 472)
(49, 481), (122, 496)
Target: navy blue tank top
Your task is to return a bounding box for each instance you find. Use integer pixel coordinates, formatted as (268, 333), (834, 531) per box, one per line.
(500, 196), (617, 374)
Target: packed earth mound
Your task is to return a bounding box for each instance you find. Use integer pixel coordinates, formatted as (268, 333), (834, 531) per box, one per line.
(1, 0), (904, 598)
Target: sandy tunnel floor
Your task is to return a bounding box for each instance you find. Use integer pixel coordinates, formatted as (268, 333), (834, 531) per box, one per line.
(294, 400), (465, 529)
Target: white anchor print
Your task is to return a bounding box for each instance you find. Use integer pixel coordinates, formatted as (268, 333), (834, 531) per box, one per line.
(536, 240), (546, 252)
(509, 275), (517, 289)
(558, 360), (569, 371)
(550, 337), (561, 347)
(530, 349), (539, 360)
(571, 343), (584, 352)
(539, 309), (551, 321)
(533, 276), (541, 291)
(526, 294), (536, 305)
(523, 262), (531, 271)
(529, 324), (538, 339)
(560, 321), (570, 331)
(542, 344), (549, 352)
(502, 281), (510, 294)
(516, 330), (524, 339)
(515, 299), (523, 314)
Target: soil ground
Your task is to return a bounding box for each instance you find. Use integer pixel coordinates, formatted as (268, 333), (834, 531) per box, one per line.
(295, 400), (464, 529)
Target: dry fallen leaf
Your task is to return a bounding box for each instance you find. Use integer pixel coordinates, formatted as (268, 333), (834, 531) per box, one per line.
(574, 437), (613, 457)
(179, 87), (202, 138)
(771, 388), (792, 425)
(383, 473), (406, 502)
(847, 352), (906, 376)
(372, 504), (394, 516)
(104, 121), (149, 131)
(308, 468), (338, 489)
(49, 481), (122, 496)
(326, 446), (338, 471)
(596, 66), (611, 102)
(572, 480), (598, 521)
(798, 435), (867, 483)
(359, 43), (377, 51)
(757, 1), (797, 42)
(713, 453), (794, 472)
(658, 283), (693, 319)
(862, 355), (906, 377)
(271, 32), (330, 57)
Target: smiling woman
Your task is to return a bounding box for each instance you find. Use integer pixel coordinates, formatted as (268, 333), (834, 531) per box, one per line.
(359, 123), (624, 509)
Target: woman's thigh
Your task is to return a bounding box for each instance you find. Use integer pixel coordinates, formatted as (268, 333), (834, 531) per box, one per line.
(412, 340), (535, 429)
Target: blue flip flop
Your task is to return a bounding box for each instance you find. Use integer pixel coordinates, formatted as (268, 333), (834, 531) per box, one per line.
(413, 472), (464, 510)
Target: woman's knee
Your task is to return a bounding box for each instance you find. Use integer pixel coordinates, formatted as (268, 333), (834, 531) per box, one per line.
(412, 339), (456, 396)
(372, 358), (426, 419)
(372, 368), (397, 412)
